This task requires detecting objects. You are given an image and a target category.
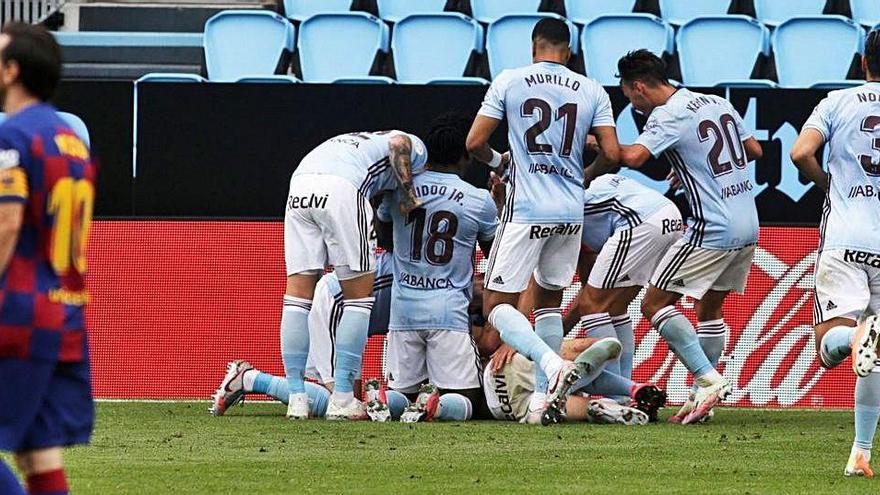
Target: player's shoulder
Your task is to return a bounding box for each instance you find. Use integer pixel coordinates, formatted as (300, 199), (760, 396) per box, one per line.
(819, 84), (872, 110)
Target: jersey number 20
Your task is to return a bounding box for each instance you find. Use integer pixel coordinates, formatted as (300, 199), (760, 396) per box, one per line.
(406, 208), (458, 266)
(48, 177), (94, 275)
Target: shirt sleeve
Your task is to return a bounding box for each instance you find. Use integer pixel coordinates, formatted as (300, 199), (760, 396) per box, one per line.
(729, 104), (754, 141)
(0, 133), (28, 203)
(591, 86), (616, 128)
(802, 95), (834, 140)
(476, 192), (499, 242)
(477, 72), (508, 120)
(634, 107), (682, 158)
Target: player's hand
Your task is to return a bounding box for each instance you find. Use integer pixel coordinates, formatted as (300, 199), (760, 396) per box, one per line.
(488, 171), (506, 210)
(490, 343), (517, 372)
(500, 151), (511, 168)
(666, 169), (682, 191)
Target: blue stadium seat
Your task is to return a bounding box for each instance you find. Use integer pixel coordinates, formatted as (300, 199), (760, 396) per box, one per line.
(773, 16), (865, 88)
(284, 0), (351, 21)
(135, 73), (207, 83)
(564, 0), (635, 25)
(471, 0), (541, 24)
(393, 13), (485, 84)
(235, 75), (301, 83)
(487, 14), (578, 78)
(659, 0), (730, 25)
(582, 14), (672, 85)
(378, 0), (447, 22)
(678, 16), (770, 86)
(299, 12), (390, 83)
(851, 0), (880, 27)
(754, 0), (826, 26)
(204, 10), (295, 82)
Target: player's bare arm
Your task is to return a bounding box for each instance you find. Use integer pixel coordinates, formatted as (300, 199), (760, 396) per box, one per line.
(387, 134), (422, 214)
(790, 129), (829, 192)
(743, 137), (763, 162)
(0, 202), (23, 274)
(584, 126), (621, 185)
(618, 143), (654, 168)
(466, 115), (509, 168)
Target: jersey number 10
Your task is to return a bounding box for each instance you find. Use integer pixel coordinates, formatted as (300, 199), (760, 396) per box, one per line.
(48, 177), (94, 276)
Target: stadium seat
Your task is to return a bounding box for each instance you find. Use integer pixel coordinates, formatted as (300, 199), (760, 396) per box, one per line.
(582, 15), (673, 85)
(754, 0), (826, 26)
(334, 77), (397, 84)
(851, 0), (880, 27)
(393, 13), (485, 84)
(299, 12), (390, 83)
(811, 80), (867, 88)
(659, 0), (730, 25)
(471, 0), (541, 24)
(378, 0), (447, 23)
(487, 14), (578, 78)
(135, 73), (207, 83)
(203, 10), (295, 82)
(284, 0), (351, 21)
(773, 16), (865, 88)
(677, 16), (771, 87)
(235, 75), (301, 83)
(564, 0), (635, 25)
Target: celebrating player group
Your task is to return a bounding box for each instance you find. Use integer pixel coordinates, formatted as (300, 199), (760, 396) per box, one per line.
(208, 18), (880, 477)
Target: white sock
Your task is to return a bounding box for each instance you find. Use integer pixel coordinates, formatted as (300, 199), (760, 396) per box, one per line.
(539, 352), (564, 381)
(852, 444), (872, 461)
(695, 369), (725, 387)
(242, 369), (259, 392)
(332, 390), (355, 405)
(529, 392), (547, 411)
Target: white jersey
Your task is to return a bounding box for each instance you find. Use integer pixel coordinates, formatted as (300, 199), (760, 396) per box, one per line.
(294, 130), (428, 199)
(635, 88), (758, 249)
(478, 62), (615, 224)
(803, 83), (880, 253)
(582, 174), (676, 252)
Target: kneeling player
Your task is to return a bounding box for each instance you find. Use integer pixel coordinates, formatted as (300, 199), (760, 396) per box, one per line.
(371, 114), (509, 423)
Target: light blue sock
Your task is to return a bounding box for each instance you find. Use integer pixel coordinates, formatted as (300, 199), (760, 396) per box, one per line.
(697, 319), (727, 368)
(533, 308), (564, 394)
(334, 297), (374, 395)
(306, 382), (330, 417)
(435, 393), (472, 421)
(580, 371), (636, 398)
(855, 371), (880, 452)
(0, 460), (24, 495)
(612, 315), (634, 380)
(260, 376), (329, 416)
(280, 296), (312, 395)
(652, 306), (715, 379)
(386, 390), (410, 420)
(820, 325), (856, 368)
(581, 313), (620, 376)
(252, 372), (274, 395)
(489, 303), (557, 378)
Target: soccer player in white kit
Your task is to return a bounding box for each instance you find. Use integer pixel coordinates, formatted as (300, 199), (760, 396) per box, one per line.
(466, 18), (621, 424)
(791, 30), (880, 478)
(608, 50), (763, 424)
(282, 131), (426, 420)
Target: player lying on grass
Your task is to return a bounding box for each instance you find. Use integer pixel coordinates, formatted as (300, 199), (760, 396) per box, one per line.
(209, 251), (392, 417)
(791, 28), (880, 478)
(281, 123), (426, 420)
(587, 50), (763, 424)
(368, 112), (500, 423)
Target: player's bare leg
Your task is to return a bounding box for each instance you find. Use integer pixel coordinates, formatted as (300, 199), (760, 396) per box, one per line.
(642, 286), (729, 424)
(324, 270), (375, 421)
(282, 272), (320, 419)
(14, 448), (66, 495)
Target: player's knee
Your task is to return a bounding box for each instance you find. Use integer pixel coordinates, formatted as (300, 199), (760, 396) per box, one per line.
(640, 297), (661, 321)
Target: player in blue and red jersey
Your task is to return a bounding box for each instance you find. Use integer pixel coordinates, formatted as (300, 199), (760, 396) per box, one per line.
(0, 23), (95, 495)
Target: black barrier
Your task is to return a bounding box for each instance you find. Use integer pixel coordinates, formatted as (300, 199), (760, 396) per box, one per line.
(132, 83), (831, 224)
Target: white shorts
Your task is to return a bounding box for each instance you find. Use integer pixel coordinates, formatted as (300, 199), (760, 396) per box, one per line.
(484, 222), (582, 293)
(385, 330), (482, 392)
(814, 249), (880, 325)
(483, 354), (535, 421)
(588, 204), (683, 289)
(650, 239), (755, 299)
(285, 173), (375, 277)
(304, 274), (343, 385)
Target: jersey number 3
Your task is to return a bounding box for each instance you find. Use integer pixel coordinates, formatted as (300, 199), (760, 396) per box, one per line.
(48, 177), (94, 275)
(406, 208), (458, 266)
(522, 99), (578, 157)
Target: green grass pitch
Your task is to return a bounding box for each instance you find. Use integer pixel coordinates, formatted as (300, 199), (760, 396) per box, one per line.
(4, 403), (880, 494)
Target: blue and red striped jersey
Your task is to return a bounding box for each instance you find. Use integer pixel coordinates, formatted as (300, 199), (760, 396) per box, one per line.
(0, 103), (94, 362)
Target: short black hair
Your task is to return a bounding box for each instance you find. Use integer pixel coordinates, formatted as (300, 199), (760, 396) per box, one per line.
(617, 49), (668, 86)
(867, 29), (880, 78)
(425, 112), (471, 166)
(1, 23), (62, 101)
(532, 18), (570, 47)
